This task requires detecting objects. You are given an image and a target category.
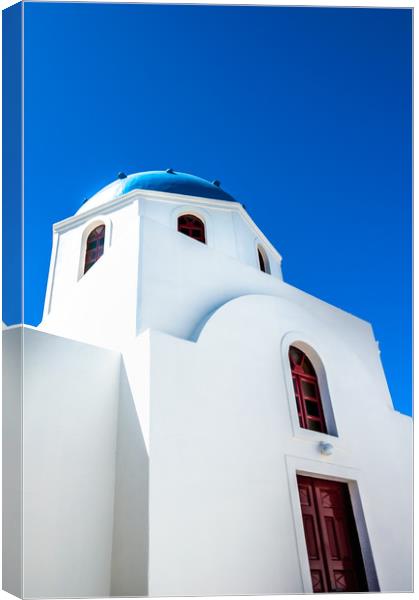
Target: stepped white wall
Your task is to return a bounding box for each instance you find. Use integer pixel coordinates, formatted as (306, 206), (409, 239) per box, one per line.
(2, 327), (152, 599)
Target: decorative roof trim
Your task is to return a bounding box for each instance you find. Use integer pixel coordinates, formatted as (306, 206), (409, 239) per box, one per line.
(54, 193), (138, 232)
(54, 188), (282, 263)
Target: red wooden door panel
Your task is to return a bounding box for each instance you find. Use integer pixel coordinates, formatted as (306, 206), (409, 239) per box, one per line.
(297, 475), (368, 593)
(298, 479), (329, 592)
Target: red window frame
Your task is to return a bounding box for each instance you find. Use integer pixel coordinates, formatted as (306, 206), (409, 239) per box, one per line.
(289, 346), (327, 433)
(177, 214), (206, 244)
(84, 224), (105, 274)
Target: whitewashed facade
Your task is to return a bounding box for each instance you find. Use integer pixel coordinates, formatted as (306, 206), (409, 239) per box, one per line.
(3, 171), (412, 597)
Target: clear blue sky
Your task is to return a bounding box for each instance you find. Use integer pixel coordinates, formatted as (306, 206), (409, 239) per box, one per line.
(20, 4), (412, 414)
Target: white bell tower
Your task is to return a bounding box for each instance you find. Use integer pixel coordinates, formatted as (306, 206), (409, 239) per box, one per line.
(40, 169), (283, 349)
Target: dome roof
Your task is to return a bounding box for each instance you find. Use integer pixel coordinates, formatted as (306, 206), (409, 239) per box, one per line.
(77, 170), (236, 214)
(121, 170), (236, 202)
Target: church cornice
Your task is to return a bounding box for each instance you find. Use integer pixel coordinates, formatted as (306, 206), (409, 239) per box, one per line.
(53, 189), (282, 263)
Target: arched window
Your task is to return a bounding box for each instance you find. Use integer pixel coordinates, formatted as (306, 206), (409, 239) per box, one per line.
(289, 345), (327, 433)
(258, 247), (268, 273)
(84, 224), (105, 274)
(257, 245), (270, 274)
(178, 214), (206, 244)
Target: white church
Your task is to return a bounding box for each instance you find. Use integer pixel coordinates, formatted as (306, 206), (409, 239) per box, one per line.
(3, 170), (412, 597)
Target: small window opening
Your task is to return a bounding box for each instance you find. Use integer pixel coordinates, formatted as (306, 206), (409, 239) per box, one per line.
(84, 224), (105, 274)
(289, 345), (327, 433)
(257, 245), (270, 273)
(178, 214), (206, 244)
(258, 248), (267, 272)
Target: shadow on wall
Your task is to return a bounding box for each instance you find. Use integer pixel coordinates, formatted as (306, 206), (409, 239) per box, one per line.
(111, 362), (149, 596)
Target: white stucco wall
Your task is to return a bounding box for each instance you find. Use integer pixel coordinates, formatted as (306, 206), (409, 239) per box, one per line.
(3, 327), (23, 598)
(137, 216), (388, 350)
(41, 198), (140, 350)
(2, 327), (155, 598)
(3, 299), (412, 597)
(148, 295), (412, 595)
(110, 335), (151, 597)
(21, 328), (121, 598)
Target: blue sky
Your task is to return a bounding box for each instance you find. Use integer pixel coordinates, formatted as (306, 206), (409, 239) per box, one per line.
(19, 4), (412, 414)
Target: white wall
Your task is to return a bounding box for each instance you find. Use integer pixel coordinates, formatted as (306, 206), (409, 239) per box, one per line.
(21, 328), (121, 598)
(137, 216), (378, 347)
(4, 300), (411, 596)
(41, 199), (140, 349)
(231, 210), (281, 278)
(148, 294), (412, 595)
(2, 327), (154, 598)
(110, 335), (151, 597)
(2, 328), (23, 598)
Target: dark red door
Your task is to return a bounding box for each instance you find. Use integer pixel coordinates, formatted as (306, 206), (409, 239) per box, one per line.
(297, 475), (368, 593)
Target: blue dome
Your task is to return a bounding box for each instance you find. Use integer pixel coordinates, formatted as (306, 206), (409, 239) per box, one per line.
(118, 170), (236, 202)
